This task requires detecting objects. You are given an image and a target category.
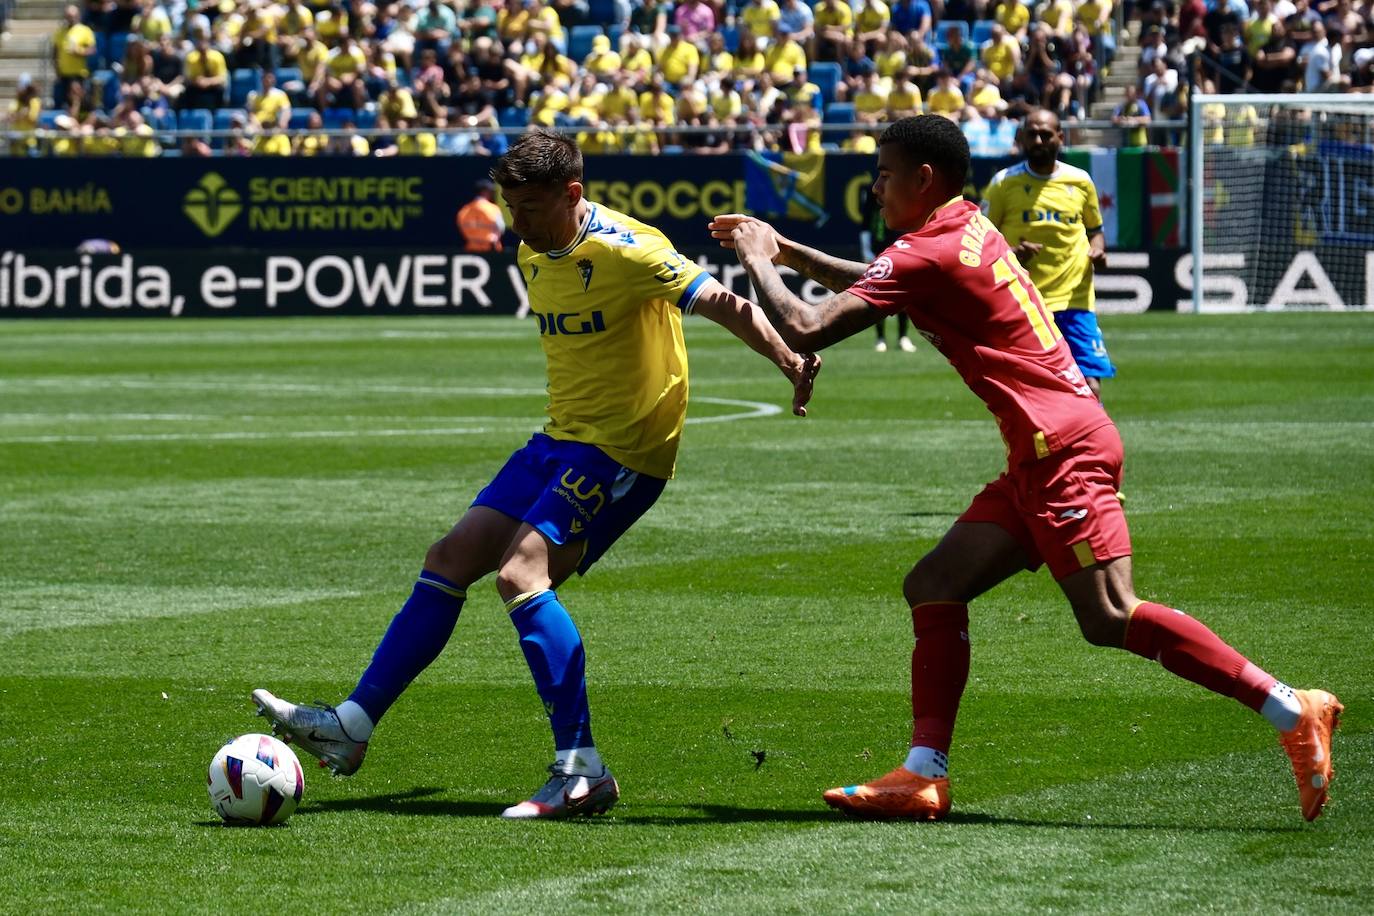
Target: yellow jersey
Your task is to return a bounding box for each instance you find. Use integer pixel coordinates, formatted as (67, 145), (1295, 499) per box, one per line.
(55, 23), (96, 78)
(518, 202), (710, 478)
(982, 161), (1103, 311)
(740, 0), (781, 38)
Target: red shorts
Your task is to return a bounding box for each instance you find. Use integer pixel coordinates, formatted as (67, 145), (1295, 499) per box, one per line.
(958, 423), (1132, 580)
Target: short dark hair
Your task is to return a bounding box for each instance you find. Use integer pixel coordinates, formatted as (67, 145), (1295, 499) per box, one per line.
(490, 130), (583, 189)
(878, 115), (970, 193)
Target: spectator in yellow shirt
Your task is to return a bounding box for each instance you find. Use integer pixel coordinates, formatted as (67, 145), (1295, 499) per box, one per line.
(600, 71), (639, 121)
(6, 77), (43, 156)
(247, 68), (292, 128)
(851, 62), (889, 123)
(854, 0), (890, 51)
(732, 31), (766, 84)
(981, 23), (1021, 84)
(814, 0), (853, 60)
(182, 35), (228, 110)
(293, 110), (327, 155)
(639, 73), (676, 126)
(319, 33), (369, 109)
(253, 127), (294, 156)
(764, 22), (808, 81)
(118, 111), (162, 157)
(135, 0), (173, 43)
(620, 33), (656, 83)
(583, 34), (621, 76)
(887, 77), (923, 118)
(994, 0), (1030, 39)
(926, 69), (966, 120)
(53, 5), (97, 104)
(740, 0), (782, 44)
(843, 128), (877, 152)
(1038, 0), (1076, 39)
(658, 26), (701, 84)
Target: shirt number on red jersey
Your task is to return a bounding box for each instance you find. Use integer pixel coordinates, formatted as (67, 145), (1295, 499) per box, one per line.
(992, 254), (1062, 350)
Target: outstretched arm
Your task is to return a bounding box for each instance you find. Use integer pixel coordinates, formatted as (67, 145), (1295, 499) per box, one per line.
(709, 213), (870, 293)
(724, 220), (883, 352)
(690, 276), (823, 417)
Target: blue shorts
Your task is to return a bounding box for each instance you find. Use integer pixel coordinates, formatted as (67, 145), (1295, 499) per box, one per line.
(1054, 308), (1116, 379)
(472, 433), (667, 574)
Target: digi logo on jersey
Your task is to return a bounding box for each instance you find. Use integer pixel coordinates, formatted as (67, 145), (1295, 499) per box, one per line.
(532, 309), (608, 336)
(1020, 209), (1081, 225)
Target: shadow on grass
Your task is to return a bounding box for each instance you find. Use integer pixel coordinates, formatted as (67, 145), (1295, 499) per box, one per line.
(288, 788), (1304, 832)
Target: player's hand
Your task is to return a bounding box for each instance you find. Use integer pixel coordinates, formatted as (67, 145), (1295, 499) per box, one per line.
(709, 214), (784, 263)
(1013, 241), (1043, 264)
(1089, 248), (1109, 270)
(784, 352), (822, 417)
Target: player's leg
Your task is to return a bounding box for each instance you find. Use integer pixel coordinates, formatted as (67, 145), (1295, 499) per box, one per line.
(497, 445), (667, 819)
(1052, 307), (1114, 402)
(252, 439), (551, 773)
(874, 316), (888, 351)
(824, 510), (1034, 821)
(1045, 427), (1342, 821)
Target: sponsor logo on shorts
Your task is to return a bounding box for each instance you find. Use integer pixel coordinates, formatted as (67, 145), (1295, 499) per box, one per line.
(554, 470), (606, 527)
(1058, 508), (1088, 521)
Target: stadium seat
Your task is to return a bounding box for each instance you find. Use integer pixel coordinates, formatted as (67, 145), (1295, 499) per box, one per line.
(178, 108), (213, 133)
(37, 109), (63, 129)
(229, 68), (260, 108)
(971, 19), (996, 45)
(287, 109), (313, 129)
(354, 108), (377, 130)
(323, 107), (353, 128)
(213, 108), (244, 131)
(823, 101), (855, 124)
(91, 69), (119, 111)
(809, 61), (843, 105)
(274, 66), (303, 87)
(498, 106), (529, 128)
(141, 106), (176, 132)
(568, 24), (603, 62)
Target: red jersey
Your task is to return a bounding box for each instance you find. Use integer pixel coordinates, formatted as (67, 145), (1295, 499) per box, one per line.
(848, 198), (1110, 465)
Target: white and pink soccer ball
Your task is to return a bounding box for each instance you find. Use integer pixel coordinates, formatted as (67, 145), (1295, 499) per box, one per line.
(207, 733), (304, 826)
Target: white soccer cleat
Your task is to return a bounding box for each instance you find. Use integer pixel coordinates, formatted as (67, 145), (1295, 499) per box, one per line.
(251, 688), (368, 776)
(874, 339), (888, 353)
(501, 765), (620, 820)
(899, 336), (917, 352)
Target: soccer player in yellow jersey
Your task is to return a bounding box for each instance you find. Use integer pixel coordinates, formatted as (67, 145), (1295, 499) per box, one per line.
(982, 109), (1114, 399)
(252, 131), (820, 820)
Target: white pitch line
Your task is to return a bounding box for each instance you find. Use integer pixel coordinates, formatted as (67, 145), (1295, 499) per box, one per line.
(0, 378), (549, 397)
(688, 395), (782, 424)
(0, 427), (497, 444)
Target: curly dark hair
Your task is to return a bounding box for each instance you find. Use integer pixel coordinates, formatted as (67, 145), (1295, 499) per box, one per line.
(878, 116), (971, 195)
(490, 129), (584, 189)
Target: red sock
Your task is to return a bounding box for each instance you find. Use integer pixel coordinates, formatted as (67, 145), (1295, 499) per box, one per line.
(910, 602), (970, 753)
(1123, 602), (1276, 711)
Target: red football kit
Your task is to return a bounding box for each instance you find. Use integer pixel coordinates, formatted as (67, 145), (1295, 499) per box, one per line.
(847, 197), (1130, 578)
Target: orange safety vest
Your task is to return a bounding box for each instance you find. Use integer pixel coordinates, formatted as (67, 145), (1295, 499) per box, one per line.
(457, 197), (504, 252)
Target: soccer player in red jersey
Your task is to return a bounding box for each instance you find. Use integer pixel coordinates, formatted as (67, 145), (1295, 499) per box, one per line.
(709, 115), (1342, 822)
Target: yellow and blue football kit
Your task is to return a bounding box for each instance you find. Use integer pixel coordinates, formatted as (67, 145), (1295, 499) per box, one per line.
(473, 201), (710, 570)
(982, 161), (1114, 377)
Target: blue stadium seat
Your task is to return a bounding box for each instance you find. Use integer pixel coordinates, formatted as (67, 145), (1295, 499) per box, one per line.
(37, 109), (63, 129)
(823, 101), (855, 124)
(90, 69), (119, 110)
(287, 108), (313, 129)
(107, 30), (131, 68)
(141, 106), (176, 131)
(354, 108), (377, 130)
(323, 107), (353, 128)
(213, 108), (244, 131)
(971, 19), (996, 45)
(178, 108), (213, 133)
(229, 68), (260, 107)
(808, 61), (842, 105)
(498, 106), (529, 128)
(568, 24), (603, 62)
(274, 66), (303, 87)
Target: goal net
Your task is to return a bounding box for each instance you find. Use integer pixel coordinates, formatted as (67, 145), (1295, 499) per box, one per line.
(1189, 93), (1374, 312)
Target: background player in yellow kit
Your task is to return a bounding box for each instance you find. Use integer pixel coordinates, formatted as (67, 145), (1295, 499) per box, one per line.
(982, 109), (1114, 400)
(253, 130), (820, 820)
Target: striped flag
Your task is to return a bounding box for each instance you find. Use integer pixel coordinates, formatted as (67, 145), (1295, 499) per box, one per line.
(1062, 148), (1143, 248)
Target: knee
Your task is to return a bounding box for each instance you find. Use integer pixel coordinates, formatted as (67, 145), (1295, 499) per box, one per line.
(902, 561), (959, 607)
(494, 561), (546, 604)
(1074, 603), (1130, 647)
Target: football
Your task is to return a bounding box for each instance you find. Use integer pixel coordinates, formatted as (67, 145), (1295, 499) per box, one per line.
(207, 733), (304, 826)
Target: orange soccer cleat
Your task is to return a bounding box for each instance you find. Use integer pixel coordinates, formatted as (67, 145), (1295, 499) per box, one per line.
(822, 767), (952, 821)
(1279, 689), (1343, 822)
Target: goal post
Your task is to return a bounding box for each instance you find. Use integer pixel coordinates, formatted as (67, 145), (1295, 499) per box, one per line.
(1189, 92), (1374, 313)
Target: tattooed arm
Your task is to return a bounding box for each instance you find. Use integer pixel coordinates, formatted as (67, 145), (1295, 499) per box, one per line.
(726, 218), (882, 352)
(709, 213), (871, 293)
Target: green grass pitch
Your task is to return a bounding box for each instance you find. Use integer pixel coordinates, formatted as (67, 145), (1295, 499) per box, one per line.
(1, 313), (1371, 912)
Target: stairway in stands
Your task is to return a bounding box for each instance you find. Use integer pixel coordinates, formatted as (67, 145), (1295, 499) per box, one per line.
(0, 0), (64, 111)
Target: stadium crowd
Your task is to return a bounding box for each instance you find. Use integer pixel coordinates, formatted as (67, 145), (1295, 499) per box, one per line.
(5, 0), (1127, 156)
(5, 0), (1370, 156)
